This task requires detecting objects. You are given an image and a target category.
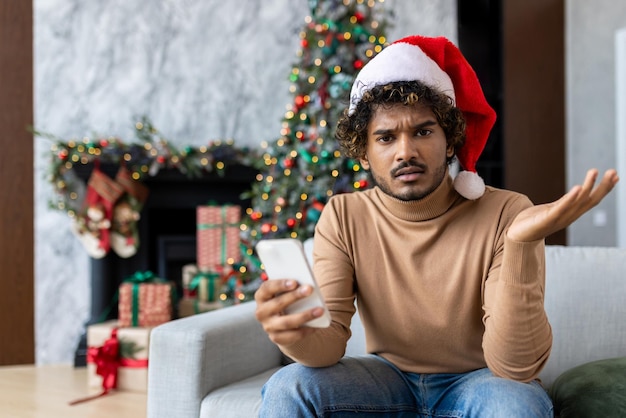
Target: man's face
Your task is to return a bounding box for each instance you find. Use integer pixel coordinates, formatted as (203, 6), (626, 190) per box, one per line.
(360, 103), (454, 201)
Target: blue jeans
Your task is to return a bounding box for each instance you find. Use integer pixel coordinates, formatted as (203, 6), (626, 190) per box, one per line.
(259, 354), (553, 417)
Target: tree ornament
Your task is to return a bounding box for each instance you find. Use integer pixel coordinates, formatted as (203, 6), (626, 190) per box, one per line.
(283, 157), (295, 169)
(295, 95), (306, 109)
(261, 223), (272, 234)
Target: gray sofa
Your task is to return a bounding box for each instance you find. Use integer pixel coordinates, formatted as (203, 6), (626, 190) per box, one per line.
(147, 245), (626, 418)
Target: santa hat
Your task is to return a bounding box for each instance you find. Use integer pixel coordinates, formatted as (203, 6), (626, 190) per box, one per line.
(348, 35), (497, 200)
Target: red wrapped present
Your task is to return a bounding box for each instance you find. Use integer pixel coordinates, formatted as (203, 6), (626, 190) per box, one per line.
(118, 271), (174, 327)
(196, 204), (241, 271)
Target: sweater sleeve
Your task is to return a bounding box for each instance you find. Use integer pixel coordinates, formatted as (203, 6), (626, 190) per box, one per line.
(276, 198), (357, 367)
(482, 197), (553, 382)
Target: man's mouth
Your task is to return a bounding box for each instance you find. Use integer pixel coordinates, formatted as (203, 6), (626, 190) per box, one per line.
(393, 165), (426, 182)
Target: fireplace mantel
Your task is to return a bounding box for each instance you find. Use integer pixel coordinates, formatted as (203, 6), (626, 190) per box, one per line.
(72, 162), (257, 366)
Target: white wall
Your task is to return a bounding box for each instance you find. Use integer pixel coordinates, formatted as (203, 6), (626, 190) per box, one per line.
(34, 0), (456, 364)
(617, 28), (626, 248)
(566, 0), (626, 246)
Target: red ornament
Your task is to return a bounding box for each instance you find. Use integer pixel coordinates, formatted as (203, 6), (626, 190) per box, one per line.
(261, 223), (272, 234)
(301, 39), (309, 48)
(294, 95), (305, 109)
(260, 272), (268, 281)
(359, 179), (369, 189)
(99, 138), (109, 147)
(286, 218), (296, 228)
(58, 150), (68, 160)
(284, 158), (295, 168)
(354, 12), (365, 23)
(353, 60), (364, 70)
(156, 155), (166, 164)
(250, 211), (262, 221)
(311, 200), (325, 212)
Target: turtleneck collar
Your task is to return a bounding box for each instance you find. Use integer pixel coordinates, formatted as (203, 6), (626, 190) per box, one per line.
(373, 171), (462, 222)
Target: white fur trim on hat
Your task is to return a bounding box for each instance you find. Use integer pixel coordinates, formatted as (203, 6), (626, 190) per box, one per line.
(453, 170), (485, 200)
(348, 42), (455, 115)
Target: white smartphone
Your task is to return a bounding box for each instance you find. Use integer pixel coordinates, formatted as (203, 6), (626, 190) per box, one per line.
(255, 238), (331, 328)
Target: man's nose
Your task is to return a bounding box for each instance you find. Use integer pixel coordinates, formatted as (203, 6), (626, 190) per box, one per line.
(395, 135), (418, 161)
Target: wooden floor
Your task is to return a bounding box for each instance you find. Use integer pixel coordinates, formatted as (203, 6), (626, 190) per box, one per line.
(0, 365), (146, 418)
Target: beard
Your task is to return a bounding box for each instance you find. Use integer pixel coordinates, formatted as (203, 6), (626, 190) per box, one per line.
(369, 157), (449, 202)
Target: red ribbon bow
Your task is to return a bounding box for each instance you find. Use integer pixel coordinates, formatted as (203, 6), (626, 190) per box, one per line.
(69, 329), (120, 405)
(88, 328), (120, 392)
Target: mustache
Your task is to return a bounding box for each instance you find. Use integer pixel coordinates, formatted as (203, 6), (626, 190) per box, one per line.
(390, 161), (427, 177)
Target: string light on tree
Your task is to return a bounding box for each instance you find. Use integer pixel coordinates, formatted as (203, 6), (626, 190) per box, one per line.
(240, 0), (391, 249)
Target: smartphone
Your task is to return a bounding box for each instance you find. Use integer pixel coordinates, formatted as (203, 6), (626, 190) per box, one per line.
(255, 238), (331, 328)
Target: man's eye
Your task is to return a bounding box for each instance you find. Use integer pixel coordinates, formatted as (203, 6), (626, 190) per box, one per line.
(377, 135), (392, 143)
(416, 129), (432, 137)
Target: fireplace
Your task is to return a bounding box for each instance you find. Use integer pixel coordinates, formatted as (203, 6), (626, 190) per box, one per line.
(73, 162), (257, 366)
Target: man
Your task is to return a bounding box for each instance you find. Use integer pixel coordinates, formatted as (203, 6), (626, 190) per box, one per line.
(254, 35), (619, 417)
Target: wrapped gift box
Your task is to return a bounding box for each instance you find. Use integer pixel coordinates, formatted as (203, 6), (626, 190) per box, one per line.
(118, 275), (174, 327)
(87, 321), (151, 392)
(196, 204), (241, 271)
(193, 269), (227, 303)
(178, 297), (223, 318)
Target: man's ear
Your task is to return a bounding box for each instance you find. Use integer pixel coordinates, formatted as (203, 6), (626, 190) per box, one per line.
(359, 155), (370, 170)
(446, 144), (455, 159)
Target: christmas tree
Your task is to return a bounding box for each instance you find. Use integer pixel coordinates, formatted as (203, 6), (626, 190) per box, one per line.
(241, 0), (391, 250)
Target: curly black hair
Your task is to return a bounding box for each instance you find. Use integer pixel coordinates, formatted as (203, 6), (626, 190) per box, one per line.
(335, 80), (466, 164)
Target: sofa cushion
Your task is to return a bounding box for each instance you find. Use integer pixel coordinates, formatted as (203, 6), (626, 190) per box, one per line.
(540, 246), (626, 388)
(199, 367), (280, 418)
(549, 357), (626, 417)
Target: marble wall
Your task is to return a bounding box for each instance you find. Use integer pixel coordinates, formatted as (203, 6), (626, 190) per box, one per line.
(34, 0), (456, 364)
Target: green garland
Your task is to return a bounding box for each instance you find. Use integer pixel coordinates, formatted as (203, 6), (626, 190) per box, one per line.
(37, 116), (260, 218)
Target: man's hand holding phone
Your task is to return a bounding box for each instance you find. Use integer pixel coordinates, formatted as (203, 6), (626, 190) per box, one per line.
(254, 239), (331, 346)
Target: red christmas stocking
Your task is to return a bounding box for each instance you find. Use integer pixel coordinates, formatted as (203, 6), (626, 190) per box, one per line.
(110, 166), (149, 258)
(71, 167), (124, 258)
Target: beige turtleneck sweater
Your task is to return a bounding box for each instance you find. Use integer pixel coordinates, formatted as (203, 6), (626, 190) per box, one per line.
(280, 174), (553, 383)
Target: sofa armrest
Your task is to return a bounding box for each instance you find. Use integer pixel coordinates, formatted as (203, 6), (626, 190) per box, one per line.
(147, 301), (283, 418)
